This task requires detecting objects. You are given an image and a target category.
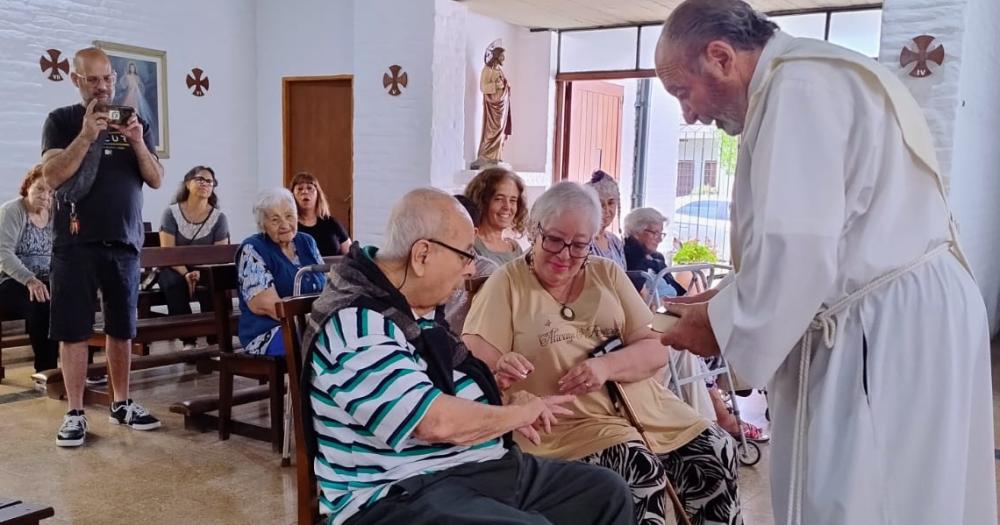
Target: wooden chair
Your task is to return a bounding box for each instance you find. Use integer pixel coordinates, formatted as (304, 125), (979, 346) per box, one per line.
(0, 497), (54, 524)
(276, 295), (321, 525)
(210, 263), (287, 452)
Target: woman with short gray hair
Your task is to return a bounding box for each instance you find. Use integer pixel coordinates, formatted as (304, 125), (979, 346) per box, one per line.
(464, 182), (741, 525)
(236, 187), (325, 356)
(586, 170), (627, 269)
(623, 207), (686, 300)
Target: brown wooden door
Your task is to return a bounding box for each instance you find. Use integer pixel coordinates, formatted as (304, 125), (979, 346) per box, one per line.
(564, 80), (624, 185)
(283, 76), (354, 235)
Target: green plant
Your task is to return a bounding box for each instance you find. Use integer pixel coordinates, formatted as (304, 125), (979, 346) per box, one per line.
(692, 184), (718, 196)
(672, 240), (718, 265)
(718, 130), (739, 177)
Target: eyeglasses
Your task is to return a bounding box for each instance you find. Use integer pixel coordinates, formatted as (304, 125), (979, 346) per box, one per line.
(77, 73), (116, 87)
(190, 176), (218, 187)
(644, 229), (666, 240)
(538, 228), (590, 259)
(426, 239), (476, 265)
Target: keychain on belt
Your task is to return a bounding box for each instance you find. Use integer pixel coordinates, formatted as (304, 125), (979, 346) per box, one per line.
(69, 201), (80, 235)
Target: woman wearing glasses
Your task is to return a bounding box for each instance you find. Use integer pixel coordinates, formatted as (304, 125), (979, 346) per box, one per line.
(623, 207), (687, 300)
(463, 183), (741, 525)
(158, 166), (230, 349)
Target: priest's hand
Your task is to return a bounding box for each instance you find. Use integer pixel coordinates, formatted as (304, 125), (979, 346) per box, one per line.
(659, 302), (721, 358)
(662, 287), (720, 306)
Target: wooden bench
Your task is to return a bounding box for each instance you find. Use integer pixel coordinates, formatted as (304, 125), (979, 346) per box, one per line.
(34, 245), (241, 405)
(0, 321), (29, 382)
(0, 497), (54, 524)
(89, 245), (240, 356)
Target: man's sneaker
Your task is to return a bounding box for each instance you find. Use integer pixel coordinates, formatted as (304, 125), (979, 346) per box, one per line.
(109, 399), (161, 430)
(56, 410), (88, 447)
(85, 375), (108, 386)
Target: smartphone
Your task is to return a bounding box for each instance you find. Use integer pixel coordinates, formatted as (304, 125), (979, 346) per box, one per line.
(651, 311), (681, 333)
(107, 105), (135, 126)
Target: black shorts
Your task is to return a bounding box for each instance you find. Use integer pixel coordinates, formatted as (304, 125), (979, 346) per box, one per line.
(49, 242), (139, 342)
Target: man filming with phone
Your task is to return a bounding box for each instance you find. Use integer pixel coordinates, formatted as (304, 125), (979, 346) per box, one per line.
(40, 47), (163, 447)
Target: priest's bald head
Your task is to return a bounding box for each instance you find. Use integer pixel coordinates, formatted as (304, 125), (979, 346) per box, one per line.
(655, 0), (778, 135)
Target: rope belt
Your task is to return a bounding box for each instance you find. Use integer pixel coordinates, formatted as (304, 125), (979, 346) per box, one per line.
(785, 242), (952, 525)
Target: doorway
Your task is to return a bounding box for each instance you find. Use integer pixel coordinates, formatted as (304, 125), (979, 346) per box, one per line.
(282, 76), (354, 235)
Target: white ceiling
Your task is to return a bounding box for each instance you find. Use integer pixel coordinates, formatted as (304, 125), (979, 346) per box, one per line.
(459, 0), (879, 30)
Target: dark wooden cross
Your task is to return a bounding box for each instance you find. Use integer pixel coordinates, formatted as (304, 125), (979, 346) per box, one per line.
(186, 68), (210, 96)
(39, 49), (69, 81)
(383, 65), (408, 96)
(900, 35), (944, 78)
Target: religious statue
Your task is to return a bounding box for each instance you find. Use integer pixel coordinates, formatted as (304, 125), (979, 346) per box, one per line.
(471, 40), (512, 169)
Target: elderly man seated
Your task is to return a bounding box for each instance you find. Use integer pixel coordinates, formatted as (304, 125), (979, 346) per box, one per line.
(300, 188), (634, 525)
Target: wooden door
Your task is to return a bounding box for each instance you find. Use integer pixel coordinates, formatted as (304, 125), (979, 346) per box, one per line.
(564, 80), (624, 185)
(283, 76), (354, 235)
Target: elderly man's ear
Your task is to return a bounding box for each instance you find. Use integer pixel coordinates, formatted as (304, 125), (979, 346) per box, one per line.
(410, 240), (431, 277)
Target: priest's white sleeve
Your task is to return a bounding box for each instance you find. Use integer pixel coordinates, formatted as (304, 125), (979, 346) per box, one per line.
(708, 74), (849, 387)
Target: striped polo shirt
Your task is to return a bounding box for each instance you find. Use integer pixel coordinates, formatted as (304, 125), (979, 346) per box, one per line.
(309, 307), (507, 525)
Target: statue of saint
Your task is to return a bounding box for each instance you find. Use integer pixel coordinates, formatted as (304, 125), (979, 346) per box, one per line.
(471, 43), (512, 169)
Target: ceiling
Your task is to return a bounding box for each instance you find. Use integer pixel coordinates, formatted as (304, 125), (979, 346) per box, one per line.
(458, 0), (879, 30)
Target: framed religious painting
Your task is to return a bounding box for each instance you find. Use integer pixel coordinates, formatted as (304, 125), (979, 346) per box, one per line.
(94, 41), (170, 158)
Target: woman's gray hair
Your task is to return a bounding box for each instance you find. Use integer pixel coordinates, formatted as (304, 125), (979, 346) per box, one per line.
(380, 188), (471, 261)
(623, 207), (668, 237)
(253, 187), (297, 232)
(528, 182), (602, 237)
(585, 170), (620, 202)
(659, 0), (778, 70)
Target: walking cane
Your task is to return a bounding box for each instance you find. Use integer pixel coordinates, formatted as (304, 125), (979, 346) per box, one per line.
(607, 380), (693, 525)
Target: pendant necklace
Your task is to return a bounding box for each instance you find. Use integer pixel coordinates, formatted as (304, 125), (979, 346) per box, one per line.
(532, 261), (582, 321)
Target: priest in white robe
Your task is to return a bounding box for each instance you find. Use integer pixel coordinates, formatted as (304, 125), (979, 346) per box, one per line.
(654, 1), (996, 524)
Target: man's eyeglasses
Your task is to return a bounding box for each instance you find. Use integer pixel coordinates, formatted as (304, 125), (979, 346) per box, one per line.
(426, 239), (476, 265)
(190, 176), (218, 187)
(77, 73), (116, 87)
(538, 228), (590, 259)
(644, 229), (666, 240)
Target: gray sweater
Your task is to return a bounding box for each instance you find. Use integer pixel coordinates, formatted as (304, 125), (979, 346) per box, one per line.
(0, 198), (42, 285)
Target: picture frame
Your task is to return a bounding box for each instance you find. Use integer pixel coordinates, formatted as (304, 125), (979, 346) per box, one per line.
(93, 41), (170, 158)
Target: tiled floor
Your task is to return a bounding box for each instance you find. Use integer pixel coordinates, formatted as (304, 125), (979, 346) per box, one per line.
(0, 339), (994, 525)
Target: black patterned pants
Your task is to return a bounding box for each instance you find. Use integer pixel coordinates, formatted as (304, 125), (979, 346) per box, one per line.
(581, 425), (743, 525)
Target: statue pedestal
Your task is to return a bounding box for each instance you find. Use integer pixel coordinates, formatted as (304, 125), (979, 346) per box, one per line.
(469, 159), (512, 170)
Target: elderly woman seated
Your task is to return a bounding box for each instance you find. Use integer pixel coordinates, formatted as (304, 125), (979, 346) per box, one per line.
(236, 188), (325, 356)
(464, 182), (742, 525)
(623, 207), (688, 301)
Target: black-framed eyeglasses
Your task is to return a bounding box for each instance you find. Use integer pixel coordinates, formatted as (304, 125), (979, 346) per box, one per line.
(190, 176), (218, 187)
(538, 228), (590, 259)
(643, 229), (666, 240)
(426, 239), (476, 265)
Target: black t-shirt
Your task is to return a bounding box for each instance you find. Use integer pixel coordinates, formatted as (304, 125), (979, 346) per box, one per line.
(298, 217), (349, 256)
(41, 103), (155, 250)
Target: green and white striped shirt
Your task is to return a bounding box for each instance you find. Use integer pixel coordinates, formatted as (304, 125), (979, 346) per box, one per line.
(310, 307), (507, 524)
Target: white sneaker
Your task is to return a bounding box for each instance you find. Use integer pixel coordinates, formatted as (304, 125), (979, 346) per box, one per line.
(56, 410), (88, 447)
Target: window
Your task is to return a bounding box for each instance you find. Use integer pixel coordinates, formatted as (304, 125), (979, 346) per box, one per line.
(560, 28), (639, 72)
(770, 13), (826, 39)
(829, 10), (882, 57)
(676, 160), (694, 196)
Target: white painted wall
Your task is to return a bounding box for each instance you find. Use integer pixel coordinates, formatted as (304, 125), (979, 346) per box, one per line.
(949, 0), (1000, 333)
(254, 0), (354, 196)
(0, 0), (259, 239)
(431, 0), (468, 190)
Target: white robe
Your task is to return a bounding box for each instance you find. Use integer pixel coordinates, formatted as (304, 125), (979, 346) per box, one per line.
(707, 32), (996, 525)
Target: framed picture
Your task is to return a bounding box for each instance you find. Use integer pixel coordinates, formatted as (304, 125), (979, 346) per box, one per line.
(94, 41), (170, 158)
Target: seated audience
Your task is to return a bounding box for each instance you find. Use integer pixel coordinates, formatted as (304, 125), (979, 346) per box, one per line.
(237, 188), (324, 356)
(464, 167), (526, 265)
(0, 166), (58, 372)
(290, 171), (351, 256)
(623, 207), (686, 300)
(300, 188), (633, 525)
(441, 194), (499, 333)
(158, 165), (230, 349)
(586, 170), (626, 269)
(464, 182), (742, 525)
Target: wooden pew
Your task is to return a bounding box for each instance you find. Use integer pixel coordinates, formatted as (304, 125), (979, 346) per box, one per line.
(0, 497), (54, 524)
(276, 294), (322, 525)
(34, 245), (240, 404)
(0, 321), (29, 382)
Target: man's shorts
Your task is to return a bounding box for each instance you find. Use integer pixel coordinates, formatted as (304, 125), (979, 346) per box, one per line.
(50, 242), (140, 342)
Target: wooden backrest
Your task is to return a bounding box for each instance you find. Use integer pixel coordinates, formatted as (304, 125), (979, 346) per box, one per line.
(203, 264), (240, 353)
(143, 230), (161, 248)
(139, 244), (239, 269)
(465, 275), (489, 297)
(276, 295), (321, 525)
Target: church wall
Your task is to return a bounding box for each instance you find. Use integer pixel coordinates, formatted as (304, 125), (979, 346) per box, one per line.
(0, 0), (259, 239)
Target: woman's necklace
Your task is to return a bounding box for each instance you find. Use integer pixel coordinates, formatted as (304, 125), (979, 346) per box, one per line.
(532, 262), (582, 321)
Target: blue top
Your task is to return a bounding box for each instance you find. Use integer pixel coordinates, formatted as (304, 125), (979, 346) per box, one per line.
(236, 232), (324, 354)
